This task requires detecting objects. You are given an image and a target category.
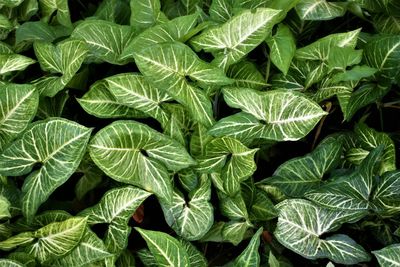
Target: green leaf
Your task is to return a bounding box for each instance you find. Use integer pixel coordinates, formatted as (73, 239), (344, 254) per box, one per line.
(232, 227), (262, 267)
(219, 192), (248, 220)
(258, 136), (342, 197)
(372, 171), (400, 216)
(38, 0), (72, 27)
(71, 20), (135, 65)
(89, 120), (195, 202)
(306, 146), (383, 215)
(33, 39), (88, 96)
(354, 123), (396, 174)
(295, 29), (360, 61)
(209, 87), (326, 143)
(267, 24), (296, 75)
(363, 35), (400, 80)
(25, 216), (87, 264)
(0, 84), (38, 150)
(130, 0), (167, 32)
(0, 118), (92, 220)
(191, 8), (284, 69)
(179, 240), (207, 267)
(372, 14), (400, 34)
(275, 199), (370, 264)
(209, 0), (233, 23)
(105, 73), (171, 125)
(133, 41), (232, 127)
(79, 186), (151, 257)
(52, 229), (112, 267)
(295, 0), (347, 21)
(78, 80), (146, 119)
(137, 248), (157, 266)
(74, 155), (103, 200)
(373, 243), (400, 267)
(0, 0), (24, 7)
(116, 250), (136, 267)
(0, 196), (10, 220)
(344, 83), (390, 121)
(196, 137), (258, 195)
(135, 228), (190, 267)
(249, 189), (277, 221)
(0, 259), (24, 267)
(226, 60), (267, 89)
(36, 90), (69, 120)
(0, 232), (33, 251)
(121, 13), (198, 60)
(0, 54), (35, 75)
(15, 21), (68, 44)
(330, 65), (377, 83)
(161, 175), (213, 240)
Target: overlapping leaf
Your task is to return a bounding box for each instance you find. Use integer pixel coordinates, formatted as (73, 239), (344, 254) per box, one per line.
(295, 0), (347, 20)
(89, 120), (195, 202)
(373, 244), (400, 267)
(134, 41), (232, 127)
(191, 8), (284, 69)
(0, 118), (91, 220)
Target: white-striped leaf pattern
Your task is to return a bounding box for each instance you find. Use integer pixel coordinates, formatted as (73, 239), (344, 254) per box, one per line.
(372, 170), (400, 216)
(275, 199), (370, 264)
(135, 228), (190, 267)
(79, 186), (151, 259)
(77, 80), (146, 119)
(89, 120), (195, 202)
(0, 54), (35, 75)
(258, 136), (343, 197)
(105, 73), (171, 124)
(129, 0), (167, 32)
(33, 39), (88, 97)
(71, 20), (135, 65)
(196, 137), (258, 196)
(232, 227), (263, 267)
(0, 84), (38, 151)
(0, 118), (92, 220)
(25, 217), (87, 264)
(373, 244), (400, 267)
(226, 61), (268, 90)
(121, 13), (198, 59)
(191, 8), (284, 69)
(133, 41), (232, 127)
(161, 175), (213, 240)
(295, 0), (347, 20)
(209, 87), (326, 143)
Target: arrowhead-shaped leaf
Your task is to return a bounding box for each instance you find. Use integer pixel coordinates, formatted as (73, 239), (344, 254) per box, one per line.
(209, 87), (326, 143)
(25, 217), (87, 264)
(275, 199), (370, 264)
(161, 175), (213, 240)
(191, 8), (284, 69)
(373, 244), (400, 267)
(0, 118), (92, 220)
(135, 228), (190, 267)
(89, 120), (195, 202)
(258, 136), (342, 197)
(232, 227), (263, 267)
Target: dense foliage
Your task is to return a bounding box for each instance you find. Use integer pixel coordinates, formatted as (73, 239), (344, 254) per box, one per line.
(0, 0), (400, 266)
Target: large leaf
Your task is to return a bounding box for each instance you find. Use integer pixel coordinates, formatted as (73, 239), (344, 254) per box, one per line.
(363, 35), (400, 80)
(105, 73), (171, 125)
(191, 8), (284, 69)
(295, 0), (347, 20)
(89, 120), (195, 202)
(0, 84), (38, 150)
(0, 118), (91, 220)
(71, 20), (135, 65)
(25, 217), (87, 264)
(161, 175), (213, 240)
(136, 228), (190, 267)
(275, 199), (370, 264)
(196, 137), (258, 195)
(78, 80), (146, 119)
(130, 0), (167, 32)
(373, 244), (400, 267)
(33, 39), (88, 96)
(209, 87), (326, 143)
(258, 136), (342, 197)
(133, 41), (232, 127)
(121, 13), (198, 59)
(79, 186), (151, 257)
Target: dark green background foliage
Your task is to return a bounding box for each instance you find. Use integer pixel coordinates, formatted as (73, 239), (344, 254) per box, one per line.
(0, 0), (400, 266)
